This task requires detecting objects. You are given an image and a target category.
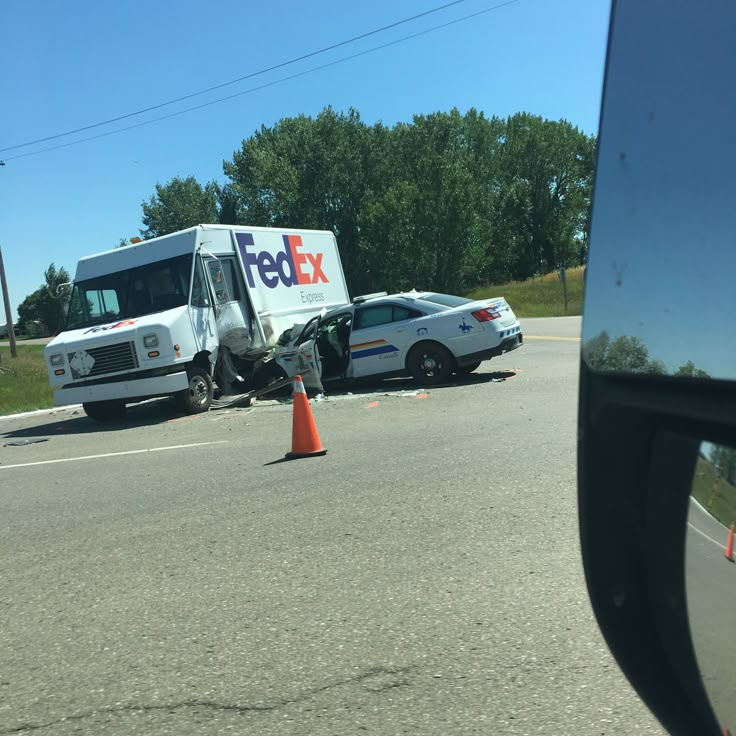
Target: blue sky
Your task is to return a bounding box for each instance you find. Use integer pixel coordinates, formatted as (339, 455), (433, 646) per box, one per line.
(0, 0), (610, 319)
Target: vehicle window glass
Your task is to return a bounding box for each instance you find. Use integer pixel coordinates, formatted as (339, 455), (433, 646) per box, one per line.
(85, 289), (123, 324)
(318, 313), (353, 337)
(191, 258), (210, 308)
(418, 293), (473, 308)
(206, 260), (230, 305)
(393, 306), (422, 321)
(220, 258), (242, 302)
(65, 254), (193, 329)
(354, 306), (394, 330)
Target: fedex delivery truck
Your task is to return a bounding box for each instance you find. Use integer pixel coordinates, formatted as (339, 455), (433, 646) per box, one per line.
(44, 225), (349, 421)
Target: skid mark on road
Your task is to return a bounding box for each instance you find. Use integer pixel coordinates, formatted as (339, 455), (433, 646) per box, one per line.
(0, 441), (229, 471)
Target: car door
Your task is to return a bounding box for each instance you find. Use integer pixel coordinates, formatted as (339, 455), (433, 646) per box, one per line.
(350, 304), (422, 379)
(275, 314), (326, 390)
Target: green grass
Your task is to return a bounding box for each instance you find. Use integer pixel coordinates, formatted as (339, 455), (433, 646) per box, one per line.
(0, 344), (55, 415)
(692, 457), (736, 531)
(466, 266), (584, 318)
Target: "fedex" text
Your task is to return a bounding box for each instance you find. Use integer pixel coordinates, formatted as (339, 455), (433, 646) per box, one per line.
(236, 233), (328, 289)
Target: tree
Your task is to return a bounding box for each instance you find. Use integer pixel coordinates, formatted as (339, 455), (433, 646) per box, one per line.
(115, 238), (130, 249)
(490, 113), (596, 281)
(675, 360), (710, 379)
(141, 176), (219, 239)
(583, 332), (672, 375)
(221, 106), (596, 295)
(16, 263), (72, 336)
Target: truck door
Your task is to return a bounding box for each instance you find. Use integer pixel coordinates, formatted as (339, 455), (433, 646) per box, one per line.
(189, 256), (219, 354)
(203, 257), (264, 356)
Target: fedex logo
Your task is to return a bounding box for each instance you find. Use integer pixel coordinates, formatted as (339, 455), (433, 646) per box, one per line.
(84, 320), (136, 335)
(236, 233), (328, 289)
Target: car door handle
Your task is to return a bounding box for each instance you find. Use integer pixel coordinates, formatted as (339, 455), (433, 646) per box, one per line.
(395, 327), (406, 333)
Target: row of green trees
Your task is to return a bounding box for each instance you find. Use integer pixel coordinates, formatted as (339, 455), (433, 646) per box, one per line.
(139, 107), (596, 295)
(583, 331), (710, 378)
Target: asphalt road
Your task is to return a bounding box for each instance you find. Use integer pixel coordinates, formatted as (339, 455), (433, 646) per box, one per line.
(686, 498), (736, 732)
(0, 316), (664, 735)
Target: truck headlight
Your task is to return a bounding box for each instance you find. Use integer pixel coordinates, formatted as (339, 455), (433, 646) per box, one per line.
(49, 353), (64, 366)
(143, 334), (159, 348)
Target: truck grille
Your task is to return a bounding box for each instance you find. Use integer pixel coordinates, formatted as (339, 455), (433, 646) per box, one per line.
(68, 341), (139, 380)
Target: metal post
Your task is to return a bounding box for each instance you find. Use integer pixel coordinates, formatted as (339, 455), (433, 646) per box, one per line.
(0, 243), (17, 358)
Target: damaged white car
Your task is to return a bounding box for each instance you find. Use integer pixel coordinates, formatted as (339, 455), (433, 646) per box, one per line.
(271, 290), (523, 389)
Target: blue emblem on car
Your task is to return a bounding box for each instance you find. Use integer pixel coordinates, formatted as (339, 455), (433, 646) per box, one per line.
(459, 319), (473, 333)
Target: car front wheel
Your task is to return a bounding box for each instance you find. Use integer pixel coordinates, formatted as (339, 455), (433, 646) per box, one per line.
(407, 342), (455, 385)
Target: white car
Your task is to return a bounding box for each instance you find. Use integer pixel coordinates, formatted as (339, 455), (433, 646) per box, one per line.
(273, 290), (522, 387)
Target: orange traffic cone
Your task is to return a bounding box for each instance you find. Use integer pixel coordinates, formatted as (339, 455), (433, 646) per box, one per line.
(726, 524), (735, 562)
(285, 375), (327, 460)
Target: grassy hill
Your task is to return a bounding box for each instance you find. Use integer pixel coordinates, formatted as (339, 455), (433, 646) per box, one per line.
(467, 266), (585, 318)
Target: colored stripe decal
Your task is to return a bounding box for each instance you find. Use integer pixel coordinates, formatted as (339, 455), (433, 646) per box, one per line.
(352, 343), (399, 359)
(351, 339), (387, 351)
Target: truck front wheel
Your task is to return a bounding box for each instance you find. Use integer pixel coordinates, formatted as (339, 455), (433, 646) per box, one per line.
(175, 366), (213, 414)
(83, 400), (127, 422)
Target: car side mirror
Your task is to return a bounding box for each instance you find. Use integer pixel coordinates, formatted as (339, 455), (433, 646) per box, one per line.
(579, 1), (736, 734)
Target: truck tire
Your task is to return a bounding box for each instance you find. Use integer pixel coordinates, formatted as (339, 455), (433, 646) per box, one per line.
(407, 342), (455, 385)
(83, 400), (127, 422)
(175, 366), (214, 414)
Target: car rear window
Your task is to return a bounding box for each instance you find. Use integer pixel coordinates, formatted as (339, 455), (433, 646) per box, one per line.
(418, 293), (473, 308)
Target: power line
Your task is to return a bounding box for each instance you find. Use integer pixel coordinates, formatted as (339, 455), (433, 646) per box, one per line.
(2, 0), (519, 163)
(0, 0), (468, 154)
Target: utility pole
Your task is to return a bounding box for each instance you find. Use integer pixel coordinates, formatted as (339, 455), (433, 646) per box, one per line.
(0, 242), (17, 358)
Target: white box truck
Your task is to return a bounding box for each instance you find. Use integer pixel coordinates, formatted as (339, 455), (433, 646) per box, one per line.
(44, 225), (349, 420)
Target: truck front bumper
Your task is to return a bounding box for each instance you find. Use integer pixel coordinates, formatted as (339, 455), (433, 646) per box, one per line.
(54, 371), (190, 406)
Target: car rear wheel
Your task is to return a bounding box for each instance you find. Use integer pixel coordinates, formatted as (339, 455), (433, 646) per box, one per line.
(83, 400), (127, 422)
(455, 361), (482, 375)
(174, 366), (214, 414)
(407, 342), (455, 385)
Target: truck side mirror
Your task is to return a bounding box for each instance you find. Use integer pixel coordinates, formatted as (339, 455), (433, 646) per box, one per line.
(579, 1), (736, 734)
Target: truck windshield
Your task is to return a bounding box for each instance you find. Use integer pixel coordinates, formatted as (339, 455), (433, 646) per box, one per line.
(66, 254), (193, 330)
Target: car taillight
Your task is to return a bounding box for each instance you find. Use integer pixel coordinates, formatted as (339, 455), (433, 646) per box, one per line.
(471, 308), (501, 322)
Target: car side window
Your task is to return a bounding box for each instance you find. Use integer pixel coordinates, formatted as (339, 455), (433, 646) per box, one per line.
(393, 306), (423, 321)
(354, 305), (423, 330)
(354, 306), (394, 330)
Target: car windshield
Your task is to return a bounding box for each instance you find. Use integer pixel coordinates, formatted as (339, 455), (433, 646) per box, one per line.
(417, 293), (473, 308)
(65, 254), (192, 329)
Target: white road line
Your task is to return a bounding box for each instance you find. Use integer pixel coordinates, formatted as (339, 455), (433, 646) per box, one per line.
(687, 521), (726, 551)
(0, 441), (229, 471)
